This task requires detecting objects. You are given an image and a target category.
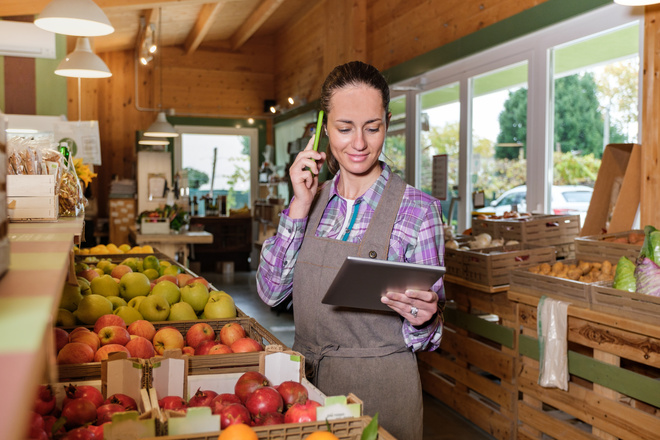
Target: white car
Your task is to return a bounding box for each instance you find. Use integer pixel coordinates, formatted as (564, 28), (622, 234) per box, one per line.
(476, 185), (593, 218)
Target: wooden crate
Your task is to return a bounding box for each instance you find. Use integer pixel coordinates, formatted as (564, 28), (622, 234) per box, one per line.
(510, 290), (660, 440)
(509, 267), (591, 308)
(445, 244), (555, 288)
(591, 282), (660, 326)
(575, 229), (643, 263)
(418, 279), (518, 440)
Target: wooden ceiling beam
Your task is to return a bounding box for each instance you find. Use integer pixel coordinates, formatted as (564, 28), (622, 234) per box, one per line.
(0, 0), (228, 17)
(135, 9), (157, 52)
(184, 2), (225, 55)
(230, 0), (285, 51)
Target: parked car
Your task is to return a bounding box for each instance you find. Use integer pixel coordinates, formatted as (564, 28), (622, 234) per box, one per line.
(475, 185), (593, 219)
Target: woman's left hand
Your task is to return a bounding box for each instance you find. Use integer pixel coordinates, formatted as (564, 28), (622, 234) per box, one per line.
(381, 289), (439, 326)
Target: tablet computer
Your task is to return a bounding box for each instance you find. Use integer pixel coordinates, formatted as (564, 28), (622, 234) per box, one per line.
(321, 256), (445, 312)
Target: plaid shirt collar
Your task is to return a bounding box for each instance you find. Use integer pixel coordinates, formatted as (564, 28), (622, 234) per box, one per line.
(328, 161), (391, 211)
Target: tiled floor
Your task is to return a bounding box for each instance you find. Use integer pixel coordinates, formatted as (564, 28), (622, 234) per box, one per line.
(204, 270), (496, 440)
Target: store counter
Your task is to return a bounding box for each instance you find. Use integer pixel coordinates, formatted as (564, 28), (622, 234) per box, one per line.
(128, 225), (213, 266)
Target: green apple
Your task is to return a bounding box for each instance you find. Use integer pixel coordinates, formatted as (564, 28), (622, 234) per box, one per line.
(151, 280), (180, 305)
(138, 295), (171, 322)
(143, 268), (160, 281)
(60, 283), (83, 312)
(119, 272), (151, 301)
(56, 308), (76, 326)
(137, 260), (144, 272)
(75, 262), (89, 273)
(203, 293), (236, 319)
(96, 259), (113, 274)
(108, 296), (128, 310)
(113, 306), (143, 325)
(168, 302), (197, 321)
(143, 255), (160, 271)
(128, 296), (146, 310)
(106, 263), (117, 275)
(209, 291), (231, 302)
(73, 294), (114, 325)
(90, 274), (120, 297)
(180, 283), (209, 313)
(120, 257), (139, 272)
(162, 264), (180, 276)
(77, 277), (91, 296)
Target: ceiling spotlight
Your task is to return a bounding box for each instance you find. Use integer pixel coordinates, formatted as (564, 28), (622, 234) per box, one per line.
(288, 97), (295, 105)
(270, 106), (277, 114)
(247, 118), (254, 124)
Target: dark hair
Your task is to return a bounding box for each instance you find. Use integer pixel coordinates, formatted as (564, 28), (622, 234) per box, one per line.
(320, 61), (390, 175)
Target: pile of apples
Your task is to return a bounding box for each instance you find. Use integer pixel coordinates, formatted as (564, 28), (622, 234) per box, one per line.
(28, 382), (138, 440)
(55, 315), (264, 365)
(58, 254), (237, 327)
(158, 371), (322, 429)
(74, 243), (154, 255)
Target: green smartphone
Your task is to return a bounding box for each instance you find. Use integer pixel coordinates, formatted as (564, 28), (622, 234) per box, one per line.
(307, 110), (324, 175)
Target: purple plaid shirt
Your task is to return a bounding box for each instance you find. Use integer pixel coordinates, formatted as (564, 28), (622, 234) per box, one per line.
(256, 163), (445, 351)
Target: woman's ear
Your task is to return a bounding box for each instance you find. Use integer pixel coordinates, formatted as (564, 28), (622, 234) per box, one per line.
(386, 111), (392, 128)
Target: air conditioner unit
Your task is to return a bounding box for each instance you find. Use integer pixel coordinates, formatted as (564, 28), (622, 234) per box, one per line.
(0, 20), (56, 59)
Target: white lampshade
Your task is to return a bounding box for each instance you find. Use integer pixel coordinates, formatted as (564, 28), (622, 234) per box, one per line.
(144, 112), (179, 137)
(138, 136), (170, 146)
(35, 0), (114, 37)
(55, 37), (111, 78)
(614, 0), (660, 5)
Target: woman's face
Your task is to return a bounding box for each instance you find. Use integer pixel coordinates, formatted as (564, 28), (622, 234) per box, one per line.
(326, 84), (389, 178)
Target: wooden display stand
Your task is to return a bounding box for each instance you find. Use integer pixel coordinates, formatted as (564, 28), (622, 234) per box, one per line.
(418, 277), (519, 440)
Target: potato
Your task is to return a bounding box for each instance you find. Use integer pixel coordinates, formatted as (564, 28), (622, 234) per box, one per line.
(539, 263), (552, 275)
(567, 268), (582, 280)
(552, 261), (564, 273)
(601, 260), (612, 275)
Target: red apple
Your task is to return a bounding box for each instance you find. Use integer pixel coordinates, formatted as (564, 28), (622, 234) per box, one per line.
(57, 342), (95, 364)
(94, 344), (131, 362)
(97, 326), (131, 346)
(53, 327), (70, 353)
(210, 393), (241, 415)
(185, 277), (209, 289)
(93, 314), (126, 333)
(152, 327), (185, 355)
(193, 340), (217, 356)
(208, 343), (232, 355)
(79, 269), (100, 282)
(125, 336), (155, 359)
(175, 273), (193, 286)
(230, 337), (263, 353)
(110, 264), (133, 280)
(157, 274), (179, 285)
(69, 330), (101, 353)
(219, 322), (246, 346)
(127, 320), (156, 341)
(185, 322), (215, 349)
(182, 346), (195, 356)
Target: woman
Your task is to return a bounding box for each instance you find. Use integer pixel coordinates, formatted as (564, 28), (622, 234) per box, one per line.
(256, 61), (444, 440)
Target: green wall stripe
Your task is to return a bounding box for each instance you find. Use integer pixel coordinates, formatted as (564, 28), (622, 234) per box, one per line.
(519, 334), (660, 408)
(36, 33), (67, 116)
(444, 307), (515, 348)
(382, 0), (611, 85)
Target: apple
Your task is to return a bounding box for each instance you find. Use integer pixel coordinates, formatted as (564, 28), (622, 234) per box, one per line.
(138, 294), (171, 322)
(125, 336), (155, 359)
(94, 344), (131, 362)
(69, 327), (91, 337)
(230, 337), (263, 353)
(119, 272), (151, 301)
(185, 323), (215, 348)
(204, 293), (236, 319)
(142, 255), (160, 271)
(73, 294), (114, 325)
(113, 306), (144, 325)
(208, 343), (232, 355)
(110, 264), (133, 280)
(57, 342), (95, 364)
(56, 308), (77, 326)
(151, 280), (181, 305)
(79, 268), (100, 283)
(127, 320), (156, 341)
(180, 283), (210, 314)
(60, 283), (83, 312)
(152, 328), (185, 355)
(108, 296), (128, 310)
(97, 326), (131, 346)
(53, 327), (69, 353)
(219, 323), (246, 346)
(176, 273), (193, 286)
(182, 346), (195, 356)
(93, 314), (127, 333)
(156, 274), (178, 286)
(162, 264), (180, 276)
(69, 329), (100, 353)
(90, 275), (120, 297)
(194, 340), (218, 355)
(168, 301), (198, 321)
(186, 277), (210, 289)
(120, 257), (139, 272)
(127, 296), (146, 310)
(142, 268), (160, 281)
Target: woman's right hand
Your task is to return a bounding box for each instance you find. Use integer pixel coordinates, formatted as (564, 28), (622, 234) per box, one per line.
(288, 135), (326, 219)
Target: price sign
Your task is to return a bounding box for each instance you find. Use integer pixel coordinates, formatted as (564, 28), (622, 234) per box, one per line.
(432, 154), (448, 200)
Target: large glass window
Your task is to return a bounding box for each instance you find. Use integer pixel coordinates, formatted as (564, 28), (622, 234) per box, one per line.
(385, 94), (407, 178)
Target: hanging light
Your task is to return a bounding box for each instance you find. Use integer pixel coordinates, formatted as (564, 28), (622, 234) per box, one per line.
(138, 135), (170, 145)
(613, 0), (660, 4)
(35, 0), (114, 37)
(54, 37), (111, 78)
(144, 111), (179, 137)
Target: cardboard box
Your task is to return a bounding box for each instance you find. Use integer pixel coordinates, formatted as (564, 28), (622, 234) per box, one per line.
(6, 174), (56, 197)
(141, 217), (170, 234)
(581, 143), (641, 236)
(7, 195), (58, 221)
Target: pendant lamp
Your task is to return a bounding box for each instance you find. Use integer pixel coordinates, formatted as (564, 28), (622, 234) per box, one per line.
(54, 37), (111, 78)
(35, 0), (114, 37)
(144, 112), (179, 138)
(139, 135), (171, 146)
(614, 0), (660, 5)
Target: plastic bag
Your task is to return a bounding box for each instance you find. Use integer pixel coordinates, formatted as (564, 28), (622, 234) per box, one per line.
(537, 295), (569, 391)
(58, 152), (85, 217)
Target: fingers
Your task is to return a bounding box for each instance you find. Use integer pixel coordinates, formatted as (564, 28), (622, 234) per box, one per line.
(381, 289), (439, 325)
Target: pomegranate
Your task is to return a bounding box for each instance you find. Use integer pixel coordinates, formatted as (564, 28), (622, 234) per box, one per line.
(26, 411), (46, 440)
(158, 395), (187, 411)
(245, 386), (283, 418)
(64, 384), (104, 408)
(276, 380), (308, 410)
(234, 371), (270, 403)
(62, 398), (97, 428)
(252, 411), (285, 426)
(86, 424), (105, 440)
(104, 393), (138, 411)
(219, 403), (251, 429)
(43, 415), (66, 438)
(62, 427), (95, 440)
(187, 388), (218, 407)
(284, 400), (322, 424)
(210, 393), (242, 415)
(34, 384), (56, 415)
(96, 403), (125, 424)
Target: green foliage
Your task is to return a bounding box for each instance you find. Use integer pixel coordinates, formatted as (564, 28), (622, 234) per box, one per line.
(185, 167), (209, 189)
(552, 151), (600, 185)
(497, 87), (527, 160)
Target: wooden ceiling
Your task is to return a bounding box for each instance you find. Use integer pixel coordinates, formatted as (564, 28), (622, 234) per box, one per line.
(0, 0), (315, 54)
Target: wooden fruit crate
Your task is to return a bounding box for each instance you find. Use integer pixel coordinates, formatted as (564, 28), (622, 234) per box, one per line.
(591, 282), (660, 326)
(575, 229), (643, 263)
(418, 278), (518, 440)
(509, 290), (660, 440)
(445, 244), (556, 288)
(57, 318), (283, 381)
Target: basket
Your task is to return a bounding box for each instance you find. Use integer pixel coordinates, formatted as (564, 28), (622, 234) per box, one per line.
(473, 214), (580, 244)
(575, 229), (643, 263)
(509, 261), (594, 307)
(590, 282), (660, 325)
(141, 218), (171, 234)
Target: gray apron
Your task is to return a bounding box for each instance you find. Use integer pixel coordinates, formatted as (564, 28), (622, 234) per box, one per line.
(292, 173), (423, 440)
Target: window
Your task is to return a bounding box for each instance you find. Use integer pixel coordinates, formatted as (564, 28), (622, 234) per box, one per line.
(385, 94), (407, 178)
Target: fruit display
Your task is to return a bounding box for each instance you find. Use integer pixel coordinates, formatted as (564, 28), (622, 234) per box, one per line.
(613, 225), (660, 295)
(474, 211), (532, 220)
(59, 255), (237, 326)
(55, 318), (263, 365)
(527, 259), (616, 282)
(74, 243), (154, 255)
